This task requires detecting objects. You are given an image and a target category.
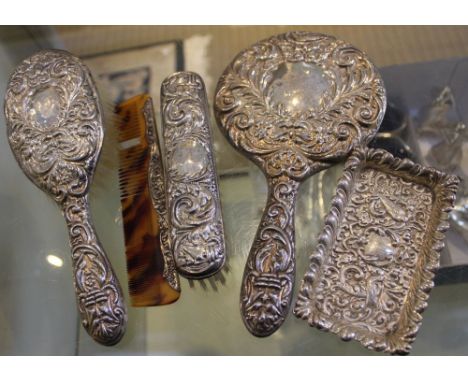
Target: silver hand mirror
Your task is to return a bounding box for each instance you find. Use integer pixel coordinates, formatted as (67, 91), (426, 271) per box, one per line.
(4, 50), (127, 345)
(214, 32), (386, 337)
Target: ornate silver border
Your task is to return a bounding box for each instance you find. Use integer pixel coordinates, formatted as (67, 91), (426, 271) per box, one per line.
(161, 71), (226, 279)
(4, 49), (127, 345)
(215, 31), (387, 178)
(143, 97), (180, 292)
(294, 148), (460, 354)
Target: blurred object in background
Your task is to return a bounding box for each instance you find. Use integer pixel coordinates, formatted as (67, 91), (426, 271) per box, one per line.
(418, 86), (467, 172)
(369, 101), (419, 161)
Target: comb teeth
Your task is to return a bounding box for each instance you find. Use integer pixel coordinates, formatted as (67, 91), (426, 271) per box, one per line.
(119, 177), (149, 198)
(116, 103), (146, 142)
(116, 94), (180, 307)
(117, 99), (148, 198)
(120, 137), (141, 150)
(116, 96), (153, 175)
(118, 128), (141, 142)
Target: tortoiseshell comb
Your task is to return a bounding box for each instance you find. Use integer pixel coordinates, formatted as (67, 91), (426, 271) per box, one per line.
(117, 94), (180, 307)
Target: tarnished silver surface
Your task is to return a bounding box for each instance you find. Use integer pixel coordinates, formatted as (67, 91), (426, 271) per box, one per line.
(161, 71), (226, 279)
(215, 31), (386, 337)
(4, 50), (127, 346)
(294, 148), (460, 354)
(143, 97), (180, 292)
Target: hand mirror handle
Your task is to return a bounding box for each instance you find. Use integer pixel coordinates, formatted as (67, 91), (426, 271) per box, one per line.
(241, 176), (300, 336)
(215, 32), (386, 337)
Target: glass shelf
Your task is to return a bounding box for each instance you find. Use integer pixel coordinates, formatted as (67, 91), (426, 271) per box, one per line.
(1, 26), (467, 355)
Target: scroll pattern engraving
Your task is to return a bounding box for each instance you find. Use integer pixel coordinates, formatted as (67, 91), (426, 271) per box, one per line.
(242, 176), (299, 336)
(4, 50), (127, 345)
(214, 32), (386, 336)
(63, 196), (127, 344)
(215, 31), (386, 179)
(161, 72), (226, 278)
(294, 148), (460, 354)
(5, 50), (101, 201)
(143, 98), (180, 292)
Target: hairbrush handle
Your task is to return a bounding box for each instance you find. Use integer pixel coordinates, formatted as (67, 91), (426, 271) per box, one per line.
(61, 195), (127, 346)
(240, 176), (300, 337)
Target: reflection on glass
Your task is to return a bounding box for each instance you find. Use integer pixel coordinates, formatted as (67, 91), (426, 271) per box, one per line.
(46, 254), (63, 268)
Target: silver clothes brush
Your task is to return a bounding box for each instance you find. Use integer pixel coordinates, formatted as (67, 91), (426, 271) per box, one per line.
(4, 49), (127, 346)
(161, 71), (226, 279)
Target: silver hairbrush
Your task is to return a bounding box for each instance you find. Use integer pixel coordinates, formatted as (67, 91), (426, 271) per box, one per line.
(4, 50), (127, 346)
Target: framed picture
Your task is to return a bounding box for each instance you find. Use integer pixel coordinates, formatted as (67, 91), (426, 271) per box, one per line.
(83, 40), (184, 112)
